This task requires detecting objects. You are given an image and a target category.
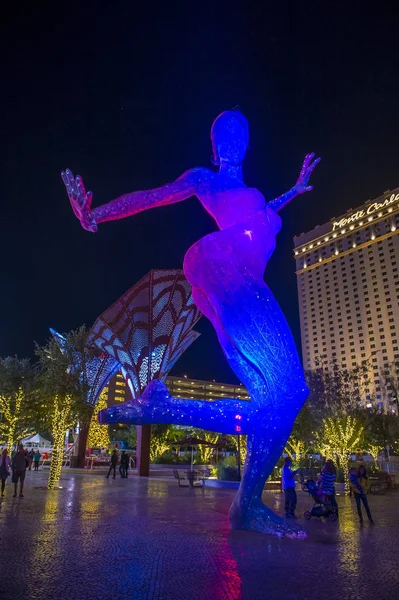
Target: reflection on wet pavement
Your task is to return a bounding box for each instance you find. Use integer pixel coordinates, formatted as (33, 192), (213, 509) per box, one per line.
(0, 470), (398, 599)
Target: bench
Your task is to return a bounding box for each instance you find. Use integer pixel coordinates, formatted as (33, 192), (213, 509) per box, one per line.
(369, 472), (394, 494)
(173, 469), (189, 487)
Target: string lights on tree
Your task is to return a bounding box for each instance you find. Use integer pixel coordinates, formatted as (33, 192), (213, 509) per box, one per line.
(316, 415), (365, 491)
(47, 394), (73, 490)
(87, 394), (110, 449)
(284, 437), (309, 468)
(0, 387), (31, 451)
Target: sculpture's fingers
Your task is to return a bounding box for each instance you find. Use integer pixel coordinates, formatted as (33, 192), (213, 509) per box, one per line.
(300, 154), (312, 178)
(310, 156), (321, 170)
(65, 171), (79, 199)
(76, 175), (87, 198)
(303, 153), (314, 171)
(65, 169), (75, 187)
(61, 171), (69, 187)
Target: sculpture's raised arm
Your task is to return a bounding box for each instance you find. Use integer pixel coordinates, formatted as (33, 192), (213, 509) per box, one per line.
(267, 153), (320, 212)
(61, 167), (204, 232)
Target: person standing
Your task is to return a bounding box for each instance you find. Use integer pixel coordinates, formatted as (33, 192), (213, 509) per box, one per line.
(350, 465), (374, 524)
(106, 449), (118, 479)
(124, 452), (130, 478)
(33, 450), (41, 471)
(28, 449), (34, 471)
(282, 457), (299, 518)
(119, 451), (129, 478)
(12, 444), (29, 498)
(0, 449), (12, 498)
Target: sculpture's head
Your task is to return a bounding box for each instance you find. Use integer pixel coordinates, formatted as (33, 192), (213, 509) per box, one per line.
(211, 109), (249, 167)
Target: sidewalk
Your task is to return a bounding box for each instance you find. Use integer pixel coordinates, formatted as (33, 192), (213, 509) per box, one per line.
(0, 469), (398, 600)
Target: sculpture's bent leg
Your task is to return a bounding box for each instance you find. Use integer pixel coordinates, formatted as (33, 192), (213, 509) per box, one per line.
(98, 380), (254, 434)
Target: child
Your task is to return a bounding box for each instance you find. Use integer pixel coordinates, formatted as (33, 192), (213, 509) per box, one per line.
(349, 467), (363, 494)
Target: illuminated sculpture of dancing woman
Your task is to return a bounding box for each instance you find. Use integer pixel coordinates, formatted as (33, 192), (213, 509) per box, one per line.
(62, 110), (319, 536)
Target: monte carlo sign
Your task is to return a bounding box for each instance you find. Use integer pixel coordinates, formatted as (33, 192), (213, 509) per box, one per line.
(332, 192), (399, 232)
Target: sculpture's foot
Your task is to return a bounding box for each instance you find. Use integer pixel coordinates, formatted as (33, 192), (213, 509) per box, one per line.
(230, 502), (307, 539)
(136, 379), (170, 403)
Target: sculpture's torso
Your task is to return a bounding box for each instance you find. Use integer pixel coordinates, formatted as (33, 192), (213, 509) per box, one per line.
(196, 169), (281, 232)
(184, 169), (282, 286)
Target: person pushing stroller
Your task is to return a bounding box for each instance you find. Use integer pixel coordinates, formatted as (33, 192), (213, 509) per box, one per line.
(302, 459), (338, 521)
(317, 460), (338, 511)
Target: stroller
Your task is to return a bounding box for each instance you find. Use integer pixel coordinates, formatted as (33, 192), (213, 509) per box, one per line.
(301, 479), (338, 522)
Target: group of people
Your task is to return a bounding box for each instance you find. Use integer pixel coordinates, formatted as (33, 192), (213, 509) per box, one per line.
(105, 449), (131, 479)
(282, 457), (374, 523)
(0, 444), (41, 498)
(26, 449), (42, 471)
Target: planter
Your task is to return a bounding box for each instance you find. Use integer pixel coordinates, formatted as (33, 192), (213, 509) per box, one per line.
(334, 482), (346, 493)
(264, 481), (281, 490)
(205, 479), (241, 489)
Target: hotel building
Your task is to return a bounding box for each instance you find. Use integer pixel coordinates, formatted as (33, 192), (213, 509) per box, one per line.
(294, 187), (399, 406)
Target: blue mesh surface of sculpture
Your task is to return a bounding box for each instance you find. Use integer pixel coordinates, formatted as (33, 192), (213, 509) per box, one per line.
(62, 109), (320, 537)
(50, 328), (120, 406)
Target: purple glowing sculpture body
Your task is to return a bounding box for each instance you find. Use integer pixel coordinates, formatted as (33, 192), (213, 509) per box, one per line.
(62, 110), (320, 537)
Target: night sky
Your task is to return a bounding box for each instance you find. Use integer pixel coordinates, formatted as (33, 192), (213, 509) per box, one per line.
(1, 2), (399, 383)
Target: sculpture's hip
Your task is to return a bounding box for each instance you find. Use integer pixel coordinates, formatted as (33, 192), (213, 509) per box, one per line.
(183, 216), (278, 290)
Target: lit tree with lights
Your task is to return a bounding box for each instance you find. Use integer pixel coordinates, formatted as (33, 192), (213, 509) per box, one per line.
(228, 433), (246, 465)
(49, 326), (120, 467)
(366, 443), (381, 468)
(87, 393), (110, 449)
(149, 425), (182, 462)
(0, 357), (36, 451)
(36, 328), (93, 489)
(194, 430), (220, 464)
(284, 438), (309, 467)
(284, 402), (315, 466)
(315, 415), (365, 487)
(363, 409), (399, 459)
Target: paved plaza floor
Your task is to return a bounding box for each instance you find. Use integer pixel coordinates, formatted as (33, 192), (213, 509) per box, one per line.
(0, 469), (398, 600)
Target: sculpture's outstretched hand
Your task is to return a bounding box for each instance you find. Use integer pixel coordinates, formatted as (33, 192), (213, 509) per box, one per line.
(61, 169), (98, 232)
(294, 153), (321, 194)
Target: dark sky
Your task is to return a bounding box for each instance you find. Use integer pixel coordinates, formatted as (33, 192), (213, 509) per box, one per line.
(1, 1), (399, 383)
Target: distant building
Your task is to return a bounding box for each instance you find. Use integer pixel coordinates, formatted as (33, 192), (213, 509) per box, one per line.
(105, 371), (249, 406)
(294, 187), (399, 407)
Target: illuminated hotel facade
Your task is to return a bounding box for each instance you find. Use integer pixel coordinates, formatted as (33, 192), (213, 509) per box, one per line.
(294, 187), (399, 407)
